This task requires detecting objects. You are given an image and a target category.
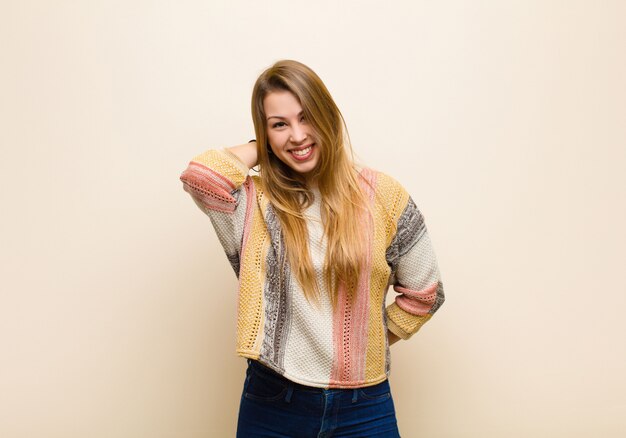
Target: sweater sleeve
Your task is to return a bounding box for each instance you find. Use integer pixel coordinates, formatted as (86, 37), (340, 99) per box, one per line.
(385, 197), (445, 340)
(179, 148), (252, 276)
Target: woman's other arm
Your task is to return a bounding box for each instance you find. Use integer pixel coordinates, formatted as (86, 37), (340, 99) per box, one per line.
(385, 197), (445, 340)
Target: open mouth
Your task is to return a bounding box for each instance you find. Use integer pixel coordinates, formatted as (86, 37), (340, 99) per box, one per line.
(290, 144), (315, 161)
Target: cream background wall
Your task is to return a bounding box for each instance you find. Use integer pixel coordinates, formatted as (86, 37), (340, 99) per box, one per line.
(1, 1), (625, 437)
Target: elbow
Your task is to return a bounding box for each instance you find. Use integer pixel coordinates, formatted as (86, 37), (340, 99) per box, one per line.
(431, 281), (445, 314)
(180, 166), (238, 213)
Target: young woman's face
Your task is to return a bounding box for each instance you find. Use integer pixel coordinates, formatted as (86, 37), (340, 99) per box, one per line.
(264, 90), (320, 177)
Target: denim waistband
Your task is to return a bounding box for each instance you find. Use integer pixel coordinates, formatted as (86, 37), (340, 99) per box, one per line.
(246, 358), (387, 393)
(247, 359), (325, 393)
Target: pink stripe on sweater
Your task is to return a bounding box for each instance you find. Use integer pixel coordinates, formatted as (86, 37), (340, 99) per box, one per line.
(330, 169), (377, 384)
(239, 177), (256, 265)
(330, 282), (351, 384)
(394, 283), (438, 315)
(188, 161), (236, 190)
(180, 162), (237, 212)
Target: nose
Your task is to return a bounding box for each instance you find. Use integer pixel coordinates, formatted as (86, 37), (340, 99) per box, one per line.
(289, 123), (307, 144)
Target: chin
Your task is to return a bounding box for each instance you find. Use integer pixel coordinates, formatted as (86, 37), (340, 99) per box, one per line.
(293, 161), (318, 175)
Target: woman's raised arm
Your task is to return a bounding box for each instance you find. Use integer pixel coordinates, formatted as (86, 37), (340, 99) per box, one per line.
(226, 141), (258, 169)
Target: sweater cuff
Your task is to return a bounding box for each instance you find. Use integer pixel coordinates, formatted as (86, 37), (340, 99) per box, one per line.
(386, 302), (432, 340)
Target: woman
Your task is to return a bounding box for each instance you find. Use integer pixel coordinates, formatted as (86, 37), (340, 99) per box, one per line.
(180, 60), (445, 437)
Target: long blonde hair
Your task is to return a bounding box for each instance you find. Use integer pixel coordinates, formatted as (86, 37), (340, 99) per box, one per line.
(251, 60), (369, 308)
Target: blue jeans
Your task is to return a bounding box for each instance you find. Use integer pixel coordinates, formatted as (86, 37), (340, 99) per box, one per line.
(237, 359), (401, 437)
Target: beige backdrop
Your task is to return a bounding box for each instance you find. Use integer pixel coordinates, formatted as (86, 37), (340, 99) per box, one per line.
(1, 1), (625, 437)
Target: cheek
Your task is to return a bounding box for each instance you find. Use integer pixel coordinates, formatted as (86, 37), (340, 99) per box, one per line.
(266, 131), (286, 151)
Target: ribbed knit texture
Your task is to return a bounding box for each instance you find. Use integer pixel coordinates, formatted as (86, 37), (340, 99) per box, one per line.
(180, 149), (445, 389)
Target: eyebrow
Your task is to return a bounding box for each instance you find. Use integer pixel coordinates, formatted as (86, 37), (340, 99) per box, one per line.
(266, 111), (304, 121)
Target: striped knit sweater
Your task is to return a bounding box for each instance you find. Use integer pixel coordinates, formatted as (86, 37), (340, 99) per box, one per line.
(180, 148), (445, 389)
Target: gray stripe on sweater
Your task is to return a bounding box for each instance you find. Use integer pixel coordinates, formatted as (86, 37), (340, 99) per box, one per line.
(386, 197), (425, 273)
(259, 204), (291, 371)
(383, 299), (392, 375)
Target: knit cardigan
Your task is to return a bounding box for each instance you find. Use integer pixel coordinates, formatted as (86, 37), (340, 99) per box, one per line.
(180, 148), (445, 389)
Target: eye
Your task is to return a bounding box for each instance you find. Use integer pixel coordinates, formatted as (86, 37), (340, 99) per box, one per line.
(272, 121), (287, 128)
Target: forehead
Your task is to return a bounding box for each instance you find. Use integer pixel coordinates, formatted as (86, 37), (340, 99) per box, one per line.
(264, 90), (303, 119)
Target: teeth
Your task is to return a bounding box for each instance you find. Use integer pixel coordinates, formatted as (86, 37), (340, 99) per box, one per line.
(292, 146), (312, 156)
